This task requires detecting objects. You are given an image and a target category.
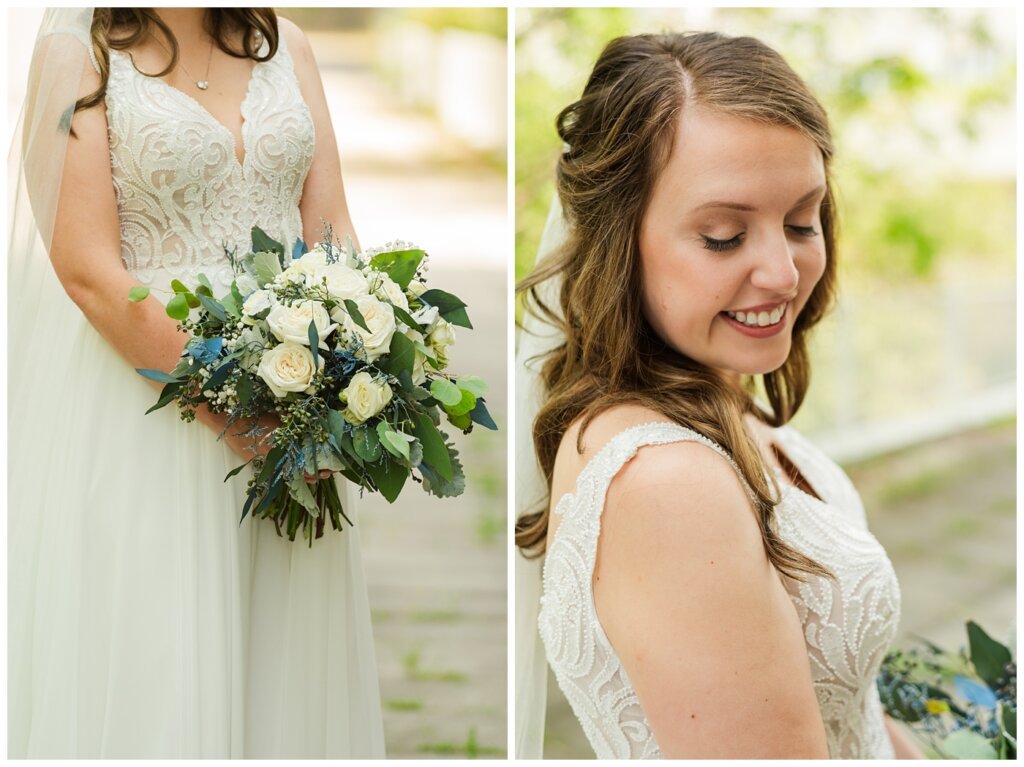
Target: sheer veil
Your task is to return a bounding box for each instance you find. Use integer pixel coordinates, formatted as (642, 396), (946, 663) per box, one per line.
(514, 195), (569, 757)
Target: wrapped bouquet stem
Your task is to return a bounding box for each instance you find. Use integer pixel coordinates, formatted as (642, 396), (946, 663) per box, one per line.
(129, 226), (497, 545)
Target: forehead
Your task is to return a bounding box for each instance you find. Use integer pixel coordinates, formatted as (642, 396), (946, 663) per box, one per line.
(654, 106), (826, 207)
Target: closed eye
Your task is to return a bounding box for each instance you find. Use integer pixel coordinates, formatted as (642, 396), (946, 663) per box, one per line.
(787, 225), (819, 237)
(701, 233), (744, 252)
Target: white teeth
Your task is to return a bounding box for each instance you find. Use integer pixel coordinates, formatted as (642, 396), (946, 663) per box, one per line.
(726, 302), (787, 328)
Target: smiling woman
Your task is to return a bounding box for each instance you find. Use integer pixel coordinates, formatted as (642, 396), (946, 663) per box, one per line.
(515, 30), (922, 759)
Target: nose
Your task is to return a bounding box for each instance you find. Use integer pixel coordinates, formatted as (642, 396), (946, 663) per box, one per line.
(750, 231), (800, 295)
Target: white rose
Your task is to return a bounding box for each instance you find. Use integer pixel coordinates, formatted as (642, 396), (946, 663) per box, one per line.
(411, 304), (439, 329)
(258, 342), (322, 398)
(241, 289), (274, 324)
(321, 263), (369, 301)
(332, 295), (396, 362)
(371, 273), (410, 312)
(428, 319), (456, 352)
(234, 273), (259, 296)
(282, 250), (328, 284)
(266, 300), (337, 349)
(407, 279), (427, 298)
(342, 371), (394, 425)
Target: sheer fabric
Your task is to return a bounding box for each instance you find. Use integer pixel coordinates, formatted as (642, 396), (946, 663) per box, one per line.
(8, 12), (384, 757)
(540, 422), (901, 759)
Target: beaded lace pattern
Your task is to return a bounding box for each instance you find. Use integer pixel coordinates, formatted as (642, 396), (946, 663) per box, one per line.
(99, 34), (314, 296)
(539, 422), (901, 759)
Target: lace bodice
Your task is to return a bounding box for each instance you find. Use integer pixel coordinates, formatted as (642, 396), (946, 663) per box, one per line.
(539, 422), (901, 759)
(100, 33), (314, 296)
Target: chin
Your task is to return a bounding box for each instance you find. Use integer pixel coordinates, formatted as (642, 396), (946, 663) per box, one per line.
(725, 341), (793, 377)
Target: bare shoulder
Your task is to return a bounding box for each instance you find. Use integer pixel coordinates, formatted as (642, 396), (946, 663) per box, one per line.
(276, 15), (315, 70)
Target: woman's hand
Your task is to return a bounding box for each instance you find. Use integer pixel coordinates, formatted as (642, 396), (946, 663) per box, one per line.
(211, 411), (334, 484)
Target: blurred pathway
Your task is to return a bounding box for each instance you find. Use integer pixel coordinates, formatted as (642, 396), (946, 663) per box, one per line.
(306, 32), (508, 758)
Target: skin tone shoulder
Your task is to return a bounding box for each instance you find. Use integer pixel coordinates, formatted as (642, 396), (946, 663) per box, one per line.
(47, 10), (355, 463)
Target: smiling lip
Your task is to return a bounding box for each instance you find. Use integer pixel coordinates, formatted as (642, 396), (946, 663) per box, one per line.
(728, 299), (791, 313)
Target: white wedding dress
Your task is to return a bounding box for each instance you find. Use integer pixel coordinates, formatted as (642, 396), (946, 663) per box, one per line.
(539, 421), (901, 759)
(8, 29), (385, 758)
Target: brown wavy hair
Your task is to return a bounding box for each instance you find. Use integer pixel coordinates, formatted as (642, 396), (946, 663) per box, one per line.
(73, 8), (278, 124)
(516, 32), (839, 582)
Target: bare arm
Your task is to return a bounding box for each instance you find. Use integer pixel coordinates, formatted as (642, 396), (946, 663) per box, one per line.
(594, 439), (830, 758)
(49, 58), (264, 458)
(885, 714), (927, 758)
(279, 18), (359, 250)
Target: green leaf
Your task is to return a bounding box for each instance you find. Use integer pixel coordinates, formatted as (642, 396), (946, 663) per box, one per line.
(145, 380), (183, 414)
(353, 426), (382, 462)
(286, 473), (321, 518)
(166, 293), (190, 320)
(220, 290), (241, 318)
(418, 288), (466, 314)
(307, 318), (320, 353)
(377, 330), (415, 376)
(198, 294), (227, 322)
(236, 374), (252, 407)
(369, 248), (424, 289)
(941, 729), (998, 759)
(411, 411), (452, 480)
(136, 368), (181, 384)
(968, 621), (1013, 689)
(419, 440), (466, 498)
(184, 291), (201, 309)
(343, 298), (370, 332)
(253, 250), (282, 287)
(443, 305), (473, 329)
(430, 378), (462, 407)
(456, 375), (488, 397)
(171, 279), (190, 294)
(365, 456), (408, 503)
(231, 281), (245, 310)
(205, 361), (236, 391)
(257, 446), (285, 486)
(377, 421), (411, 463)
(327, 409), (348, 445)
(444, 388), (476, 417)
(469, 398), (498, 430)
(128, 286), (150, 302)
(223, 459), (252, 482)
(197, 272), (213, 292)
(195, 284), (214, 298)
(447, 410), (472, 431)
(251, 226), (284, 257)
(391, 303), (422, 331)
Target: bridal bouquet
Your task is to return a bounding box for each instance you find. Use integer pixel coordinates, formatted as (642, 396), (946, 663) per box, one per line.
(877, 620), (1016, 759)
(128, 227), (496, 544)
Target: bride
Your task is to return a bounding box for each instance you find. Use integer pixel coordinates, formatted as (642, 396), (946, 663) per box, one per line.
(515, 31), (925, 758)
(9, 8), (384, 757)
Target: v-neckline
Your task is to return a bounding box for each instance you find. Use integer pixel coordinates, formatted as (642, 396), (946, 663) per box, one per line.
(111, 47), (264, 169)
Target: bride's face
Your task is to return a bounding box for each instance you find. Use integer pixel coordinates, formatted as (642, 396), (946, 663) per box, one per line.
(638, 106), (827, 377)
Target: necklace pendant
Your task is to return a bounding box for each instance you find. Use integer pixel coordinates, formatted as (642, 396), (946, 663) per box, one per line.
(196, 80), (209, 90)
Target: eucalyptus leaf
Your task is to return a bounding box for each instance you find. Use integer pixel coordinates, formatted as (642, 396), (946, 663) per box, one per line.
(447, 410), (472, 431)
(136, 368), (181, 384)
(953, 675), (997, 709)
(166, 293), (190, 321)
(223, 459), (252, 482)
(128, 286), (150, 302)
(308, 319), (320, 354)
(377, 422), (411, 463)
(145, 380), (183, 414)
(198, 294), (227, 322)
(469, 398), (498, 430)
(292, 238), (308, 261)
(327, 409), (348, 445)
(443, 388), (476, 417)
(430, 378), (462, 407)
(941, 729), (998, 759)
(197, 272), (213, 292)
(171, 279), (190, 295)
(286, 473), (321, 518)
(456, 375), (488, 397)
(253, 251), (282, 287)
(236, 374), (252, 407)
(353, 426), (382, 463)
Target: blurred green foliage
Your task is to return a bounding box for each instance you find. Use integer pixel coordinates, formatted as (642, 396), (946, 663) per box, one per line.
(515, 8), (1015, 294)
(277, 8), (505, 38)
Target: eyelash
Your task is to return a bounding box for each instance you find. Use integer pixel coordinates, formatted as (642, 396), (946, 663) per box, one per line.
(701, 226), (820, 252)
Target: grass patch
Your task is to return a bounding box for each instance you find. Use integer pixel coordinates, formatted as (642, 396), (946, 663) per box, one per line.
(385, 698), (423, 712)
(402, 647), (468, 683)
(418, 727), (505, 758)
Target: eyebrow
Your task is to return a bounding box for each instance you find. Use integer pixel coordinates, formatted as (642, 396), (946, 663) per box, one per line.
(692, 184), (827, 213)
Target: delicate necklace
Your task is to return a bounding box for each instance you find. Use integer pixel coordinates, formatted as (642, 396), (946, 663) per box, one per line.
(155, 33), (214, 90)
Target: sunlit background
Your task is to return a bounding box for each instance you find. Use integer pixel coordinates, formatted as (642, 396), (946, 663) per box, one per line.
(8, 7), (507, 759)
(516, 7), (1015, 758)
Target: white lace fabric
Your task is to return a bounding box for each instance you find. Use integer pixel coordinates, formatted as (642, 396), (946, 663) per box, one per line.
(100, 33), (314, 296)
(539, 422), (901, 759)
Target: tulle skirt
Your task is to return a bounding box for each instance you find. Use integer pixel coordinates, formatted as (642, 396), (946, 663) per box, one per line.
(8, 267), (385, 758)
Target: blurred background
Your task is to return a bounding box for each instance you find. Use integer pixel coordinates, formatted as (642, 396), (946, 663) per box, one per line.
(516, 7), (1015, 758)
(8, 6), (508, 759)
